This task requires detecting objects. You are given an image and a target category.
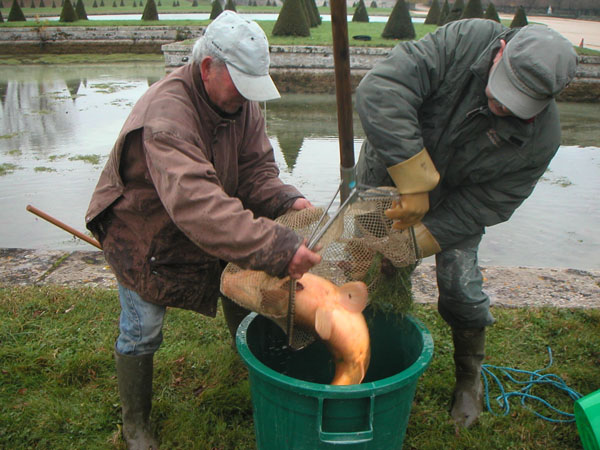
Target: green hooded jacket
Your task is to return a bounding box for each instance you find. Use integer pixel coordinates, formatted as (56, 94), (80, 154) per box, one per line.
(356, 19), (562, 249)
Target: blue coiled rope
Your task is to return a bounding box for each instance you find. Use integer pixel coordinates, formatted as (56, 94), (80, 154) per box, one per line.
(482, 346), (583, 423)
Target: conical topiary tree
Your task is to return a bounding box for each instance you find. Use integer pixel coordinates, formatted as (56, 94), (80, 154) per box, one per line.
(302, 0), (318, 27)
(382, 0), (415, 40)
(484, 1), (500, 22)
(352, 0), (369, 22)
(437, 0), (449, 25)
(224, 0), (235, 11)
(7, 0), (26, 21)
(209, 0), (222, 19)
(75, 0), (88, 19)
(424, 0), (440, 25)
(510, 6), (528, 28)
(308, 0), (321, 25)
(59, 0), (78, 21)
(272, 0), (310, 37)
(461, 0), (482, 19)
(0, 10), (4, 22)
(141, 0), (158, 20)
(444, 0), (464, 23)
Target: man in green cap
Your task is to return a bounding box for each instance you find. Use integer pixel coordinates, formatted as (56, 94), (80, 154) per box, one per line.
(355, 19), (577, 427)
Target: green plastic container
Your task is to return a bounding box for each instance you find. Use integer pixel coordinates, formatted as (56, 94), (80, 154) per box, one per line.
(575, 389), (600, 450)
(236, 309), (434, 449)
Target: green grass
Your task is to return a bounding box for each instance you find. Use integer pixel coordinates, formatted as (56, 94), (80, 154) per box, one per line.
(1, 284), (598, 449)
(1, 16), (596, 56)
(0, 3), (394, 22)
(0, 2), (597, 55)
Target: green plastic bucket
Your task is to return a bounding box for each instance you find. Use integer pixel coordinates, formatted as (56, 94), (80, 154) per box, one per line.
(236, 309), (434, 449)
(575, 389), (600, 450)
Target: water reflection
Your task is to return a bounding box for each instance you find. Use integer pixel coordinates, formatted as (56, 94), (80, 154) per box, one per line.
(0, 63), (598, 270)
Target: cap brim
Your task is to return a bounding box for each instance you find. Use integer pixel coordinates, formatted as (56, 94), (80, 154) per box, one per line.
(227, 63), (280, 102)
(488, 57), (550, 120)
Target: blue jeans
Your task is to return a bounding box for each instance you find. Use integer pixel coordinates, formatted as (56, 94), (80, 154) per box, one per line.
(115, 284), (166, 356)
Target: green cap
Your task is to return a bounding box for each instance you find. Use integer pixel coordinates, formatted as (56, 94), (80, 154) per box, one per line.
(488, 24), (577, 119)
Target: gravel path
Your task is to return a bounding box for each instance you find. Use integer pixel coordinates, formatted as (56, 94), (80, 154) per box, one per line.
(525, 15), (600, 50)
(1, 248), (598, 309)
(414, 4), (600, 51)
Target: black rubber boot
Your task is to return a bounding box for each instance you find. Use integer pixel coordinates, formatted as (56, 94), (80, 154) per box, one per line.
(221, 296), (251, 347)
(115, 351), (159, 450)
(450, 327), (485, 428)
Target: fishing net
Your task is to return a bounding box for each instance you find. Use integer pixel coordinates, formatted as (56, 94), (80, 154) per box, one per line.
(220, 186), (421, 349)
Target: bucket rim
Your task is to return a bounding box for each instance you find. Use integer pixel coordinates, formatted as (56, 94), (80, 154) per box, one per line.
(236, 312), (434, 398)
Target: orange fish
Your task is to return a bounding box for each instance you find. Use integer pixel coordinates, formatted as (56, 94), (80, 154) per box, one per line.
(221, 270), (371, 385)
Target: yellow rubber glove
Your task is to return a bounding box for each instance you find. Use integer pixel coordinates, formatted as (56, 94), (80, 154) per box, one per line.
(385, 149), (440, 230)
(385, 193), (430, 230)
(412, 222), (441, 258)
(378, 222), (441, 267)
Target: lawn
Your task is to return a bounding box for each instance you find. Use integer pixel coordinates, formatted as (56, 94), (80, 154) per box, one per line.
(1, 284), (598, 449)
(2, 8), (598, 56)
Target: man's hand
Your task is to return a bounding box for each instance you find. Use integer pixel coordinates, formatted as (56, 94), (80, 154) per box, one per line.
(287, 241), (322, 280)
(290, 197), (313, 211)
(385, 192), (430, 230)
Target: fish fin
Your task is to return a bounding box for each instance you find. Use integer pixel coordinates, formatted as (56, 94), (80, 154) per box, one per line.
(338, 281), (369, 313)
(315, 308), (333, 340)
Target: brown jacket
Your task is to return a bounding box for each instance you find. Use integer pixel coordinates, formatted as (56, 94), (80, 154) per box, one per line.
(85, 62), (303, 316)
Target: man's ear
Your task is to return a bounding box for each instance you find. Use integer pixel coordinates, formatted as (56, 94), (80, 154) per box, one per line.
(493, 39), (506, 64)
(200, 56), (212, 82)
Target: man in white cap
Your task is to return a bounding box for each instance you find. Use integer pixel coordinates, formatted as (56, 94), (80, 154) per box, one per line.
(355, 19), (576, 428)
(85, 11), (321, 448)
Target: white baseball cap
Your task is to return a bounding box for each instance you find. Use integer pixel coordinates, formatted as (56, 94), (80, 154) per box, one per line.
(202, 11), (280, 102)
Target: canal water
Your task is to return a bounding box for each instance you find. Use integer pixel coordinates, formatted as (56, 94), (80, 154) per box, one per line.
(0, 63), (598, 269)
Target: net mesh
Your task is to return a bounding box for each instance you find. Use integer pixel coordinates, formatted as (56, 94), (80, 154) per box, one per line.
(220, 187), (420, 348)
